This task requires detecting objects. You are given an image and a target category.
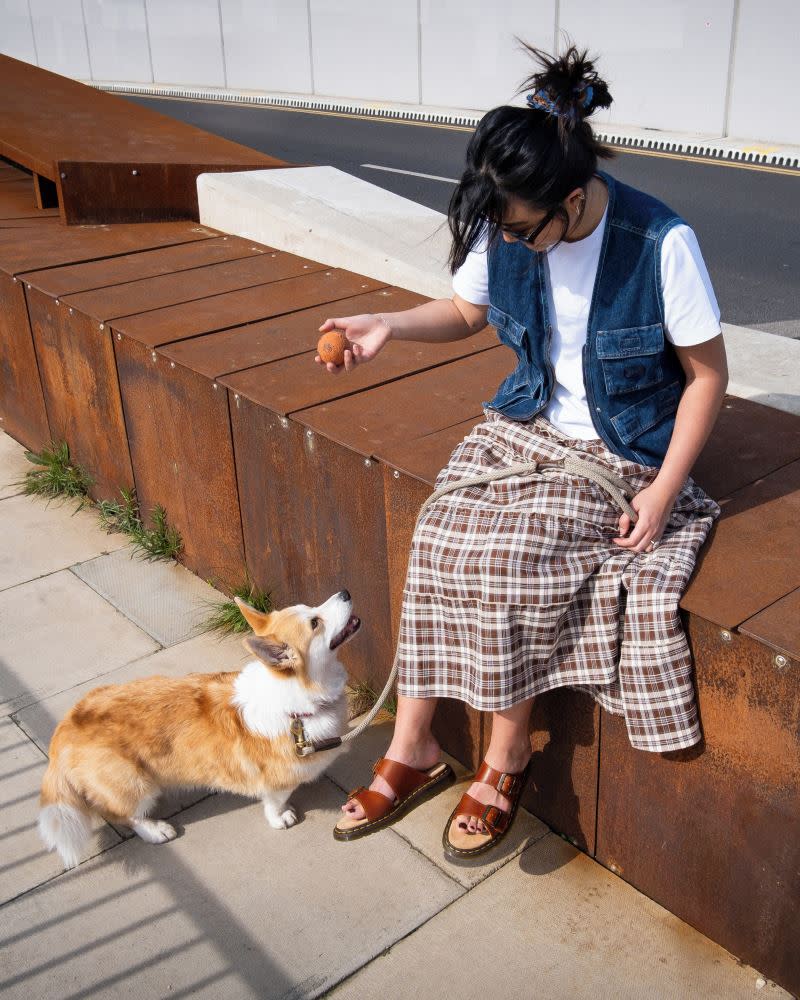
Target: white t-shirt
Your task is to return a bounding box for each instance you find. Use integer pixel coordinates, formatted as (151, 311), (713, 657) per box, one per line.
(452, 203), (722, 440)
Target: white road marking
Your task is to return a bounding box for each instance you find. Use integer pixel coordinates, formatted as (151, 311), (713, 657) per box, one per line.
(361, 163), (458, 183)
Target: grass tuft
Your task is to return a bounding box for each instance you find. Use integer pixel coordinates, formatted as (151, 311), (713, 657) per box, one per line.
(199, 580), (273, 637)
(351, 680), (397, 718)
(96, 487), (182, 561)
(21, 442), (93, 506)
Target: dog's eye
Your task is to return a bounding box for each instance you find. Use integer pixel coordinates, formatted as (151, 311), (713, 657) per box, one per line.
(310, 617), (320, 629)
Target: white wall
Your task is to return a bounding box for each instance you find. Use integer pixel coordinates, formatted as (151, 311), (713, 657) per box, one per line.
(0, 0), (797, 144)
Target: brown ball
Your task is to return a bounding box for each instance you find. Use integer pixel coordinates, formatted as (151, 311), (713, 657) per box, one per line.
(317, 329), (350, 366)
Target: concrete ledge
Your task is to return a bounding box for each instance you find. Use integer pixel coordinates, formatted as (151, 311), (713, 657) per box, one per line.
(197, 166), (800, 417)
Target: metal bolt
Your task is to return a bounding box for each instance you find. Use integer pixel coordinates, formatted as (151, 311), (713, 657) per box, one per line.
(774, 654), (789, 671)
(361, 284), (368, 288)
(325, 271), (332, 276)
(60, 172), (66, 179)
(720, 629), (733, 643)
(280, 417), (289, 428)
(116, 332), (121, 340)
(170, 361), (175, 368)
(100, 323), (105, 330)
(26, 284), (31, 290)
(306, 429), (313, 438)
(132, 169), (139, 176)
(393, 470), (400, 479)
(12, 277), (17, 282)
(303, 265), (310, 269)
(212, 383), (218, 390)
(55, 299), (59, 305)
(364, 458), (372, 467)
(270, 253), (277, 258)
(69, 308), (73, 315)
(151, 351), (157, 362)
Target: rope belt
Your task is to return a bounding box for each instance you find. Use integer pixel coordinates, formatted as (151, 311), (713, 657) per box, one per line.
(292, 453), (641, 756)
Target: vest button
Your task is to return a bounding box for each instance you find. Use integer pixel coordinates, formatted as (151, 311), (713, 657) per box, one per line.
(596, 407), (601, 412)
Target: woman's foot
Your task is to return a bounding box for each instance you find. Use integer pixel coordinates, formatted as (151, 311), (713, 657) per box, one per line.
(455, 744), (531, 836)
(340, 735), (443, 821)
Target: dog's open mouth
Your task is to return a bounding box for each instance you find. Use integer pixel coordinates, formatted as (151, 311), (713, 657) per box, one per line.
(330, 615), (361, 651)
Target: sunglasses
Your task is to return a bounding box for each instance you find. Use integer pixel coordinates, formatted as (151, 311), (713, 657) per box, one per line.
(494, 206), (558, 245)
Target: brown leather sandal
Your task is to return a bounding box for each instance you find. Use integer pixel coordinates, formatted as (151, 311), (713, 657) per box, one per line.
(442, 759), (531, 860)
(333, 756), (455, 841)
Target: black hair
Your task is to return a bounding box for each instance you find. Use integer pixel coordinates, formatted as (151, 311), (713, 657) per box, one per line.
(447, 39), (614, 273)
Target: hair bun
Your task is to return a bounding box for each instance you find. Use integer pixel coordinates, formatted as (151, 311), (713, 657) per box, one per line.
(515, 39), (612, 142)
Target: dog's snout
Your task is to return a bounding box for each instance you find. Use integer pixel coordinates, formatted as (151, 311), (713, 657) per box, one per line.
(338, 589), (351, 603)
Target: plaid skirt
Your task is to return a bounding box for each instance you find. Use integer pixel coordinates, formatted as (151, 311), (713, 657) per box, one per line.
(396, 408), (722, 752)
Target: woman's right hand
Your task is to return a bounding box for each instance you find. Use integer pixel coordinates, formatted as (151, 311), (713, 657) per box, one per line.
(316, 314), (392, 374)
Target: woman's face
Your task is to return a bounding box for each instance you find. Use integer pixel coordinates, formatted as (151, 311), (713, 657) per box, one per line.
(497, 190), (585, 252)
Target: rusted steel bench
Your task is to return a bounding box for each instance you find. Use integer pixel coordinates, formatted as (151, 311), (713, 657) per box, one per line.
(0, 56), (288, 224)
(0, 223), (797, 995)
(0, 160), (60, 228)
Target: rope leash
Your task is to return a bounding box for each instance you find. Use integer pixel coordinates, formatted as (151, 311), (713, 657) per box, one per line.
(292, 454), (641, 756)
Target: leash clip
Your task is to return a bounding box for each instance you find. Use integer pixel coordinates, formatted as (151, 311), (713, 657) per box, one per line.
(290, 716), (315, 757)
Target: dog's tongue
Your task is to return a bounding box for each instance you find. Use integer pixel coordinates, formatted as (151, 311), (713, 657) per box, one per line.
(330, 615), (361, 650)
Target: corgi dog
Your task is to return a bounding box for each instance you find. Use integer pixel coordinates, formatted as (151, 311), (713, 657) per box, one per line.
(39, 590), (360, 868)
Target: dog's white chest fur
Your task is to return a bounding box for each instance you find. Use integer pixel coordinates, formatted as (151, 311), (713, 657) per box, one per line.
(233, 661), (347, 737)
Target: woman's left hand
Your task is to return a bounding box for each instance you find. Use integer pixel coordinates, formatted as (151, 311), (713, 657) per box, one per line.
(612, 482), (677, 553)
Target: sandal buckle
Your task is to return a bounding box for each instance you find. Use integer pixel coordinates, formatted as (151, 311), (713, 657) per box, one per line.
(496, 772), (518, 796)
(481, 804), (506, 832)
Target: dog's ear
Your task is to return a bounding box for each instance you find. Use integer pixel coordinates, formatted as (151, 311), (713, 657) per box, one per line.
(235, 596), (272, 634)
(242, 635), (295, 670)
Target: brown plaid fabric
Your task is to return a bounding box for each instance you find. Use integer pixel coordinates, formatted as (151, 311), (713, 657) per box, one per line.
(396, 409), (721, 752)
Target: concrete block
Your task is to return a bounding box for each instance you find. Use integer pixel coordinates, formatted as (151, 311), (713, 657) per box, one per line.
(328, 832), (790, 999)
(0, 570), (159, 715)
(197, 167), (453, 300)
(72, 546), (228, 647)
(0, 493), (128, 591)
(0, 717), (121, 906)
(0, 778), (462, 999)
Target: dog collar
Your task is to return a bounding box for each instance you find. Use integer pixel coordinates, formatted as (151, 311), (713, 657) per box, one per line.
(289, 713), (342, 757)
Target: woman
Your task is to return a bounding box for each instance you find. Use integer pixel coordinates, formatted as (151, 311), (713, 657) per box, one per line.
(316, 43), (727, 860)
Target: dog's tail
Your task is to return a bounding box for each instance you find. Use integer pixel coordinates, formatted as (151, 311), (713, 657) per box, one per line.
(38, 756), (93, 869)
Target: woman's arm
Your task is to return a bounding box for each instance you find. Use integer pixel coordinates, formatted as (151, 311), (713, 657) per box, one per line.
(613, 332), (728, 552)
(317, 294), (489, 372)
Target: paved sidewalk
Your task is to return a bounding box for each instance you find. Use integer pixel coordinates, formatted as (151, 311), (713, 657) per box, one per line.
(0, 429), (788, 999)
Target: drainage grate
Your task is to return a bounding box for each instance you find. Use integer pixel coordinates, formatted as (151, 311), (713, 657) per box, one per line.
(92, 82), (800, 170)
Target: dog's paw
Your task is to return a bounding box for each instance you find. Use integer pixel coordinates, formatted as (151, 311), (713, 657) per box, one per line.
(265, 805), (298, 829)
(133, 818), (178, 844)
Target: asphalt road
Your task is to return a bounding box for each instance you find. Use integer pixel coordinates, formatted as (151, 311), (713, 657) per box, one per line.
(127, 95), (799, 337)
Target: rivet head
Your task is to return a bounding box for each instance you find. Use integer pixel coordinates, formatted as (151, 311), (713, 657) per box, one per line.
(131, 169), (139, 176)
(212, 383), (218, 390)
(306, 429), (313, 438)
(393, 470), (400, 479)
(116, 332), (121, 340)
(720, 629), (733, 643)
(12, 277), (17, 282)
(55, 299), (59, 305)
(151, 352), (157, 362)
(774, 654), (789, 670)
(69, 308), (73, 315)
(364, 458), (372, 467)
(60, 171), (66, 179)
(100, 323), (105, 330)
(280, 417), (289, 428)
(26, 284), (31, 290)
(270, 253), (277, 257)
(170, 361), (175, 368)
(361, 284), (368, 288)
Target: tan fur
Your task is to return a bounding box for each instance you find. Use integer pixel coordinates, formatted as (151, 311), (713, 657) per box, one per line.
(40, 601), (334, 830)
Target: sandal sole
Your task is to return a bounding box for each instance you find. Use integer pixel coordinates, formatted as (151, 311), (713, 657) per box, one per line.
(441, 761), (531, 861)
(333, 763), (456, 842)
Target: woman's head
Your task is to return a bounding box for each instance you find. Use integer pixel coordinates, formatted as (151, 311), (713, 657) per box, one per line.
(448, 41), (614, 270)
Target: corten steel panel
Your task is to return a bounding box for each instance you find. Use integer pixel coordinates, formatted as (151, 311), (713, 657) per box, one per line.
(221, 331), (499, 416)
(379, 417), (484, 485)
(595, 616), (800, 996)
(54, 160), (293, 225)
(0, 183), (59, 219)
(382, 465), (484, 771)
(0, 271), (50, 450)
(0, 217), (62, 230)
(231, 396), (391, 688)
(25, 288), (134, 502)
(62, 251), (322, 323)
(690, 396), (800, 502)
(112, 270), (387, 348)
(115, 335), (246, 589)
(737, 587), (800, 662)
(0, 56), (284, 179)
(0, 222), (218, 276)
(162, 287), (430, 378)
(681, 458), (800, 627)
(17, 237), (263, 298)
(293, 347), (516, 458)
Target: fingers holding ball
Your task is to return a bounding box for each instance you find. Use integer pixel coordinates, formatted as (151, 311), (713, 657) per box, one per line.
(317, 329), (351, 367)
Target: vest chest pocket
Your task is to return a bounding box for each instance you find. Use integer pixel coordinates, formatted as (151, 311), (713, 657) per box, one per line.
(487, 304), (527, 348)
(596, 324), (665, 396)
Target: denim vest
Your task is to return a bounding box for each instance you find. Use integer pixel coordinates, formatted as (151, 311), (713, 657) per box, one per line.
(485, 170), (687, 468)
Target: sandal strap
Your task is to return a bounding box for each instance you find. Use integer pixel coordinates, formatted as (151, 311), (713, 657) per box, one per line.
(348, 786), (395, 822)
(373, 757), (436, 800)
(474, 760), (527, 797)
(454, 792), (510, 836)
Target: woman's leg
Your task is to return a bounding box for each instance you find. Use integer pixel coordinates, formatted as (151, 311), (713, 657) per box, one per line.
(340, 694), (442, 820)
(456, 697), (534, 835)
